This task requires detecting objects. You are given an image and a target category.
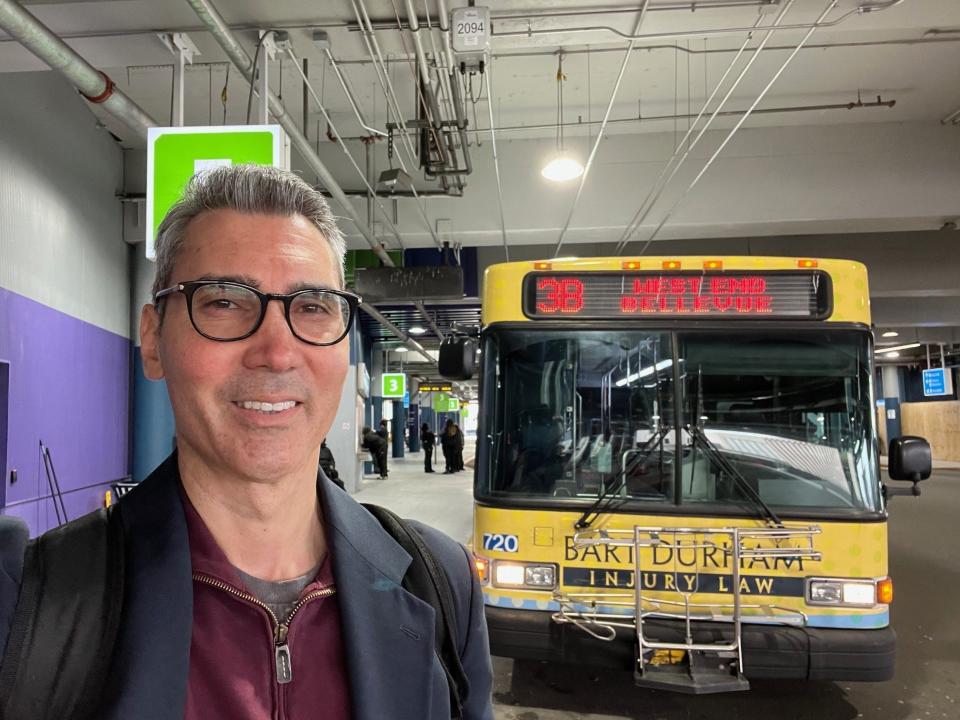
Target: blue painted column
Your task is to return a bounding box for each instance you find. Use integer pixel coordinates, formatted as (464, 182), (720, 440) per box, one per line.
(407, 404), (420, 453)
(392, 400), (405, 458)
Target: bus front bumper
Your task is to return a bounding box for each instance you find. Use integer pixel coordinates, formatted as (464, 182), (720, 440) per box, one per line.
(485, 606), (896, 682)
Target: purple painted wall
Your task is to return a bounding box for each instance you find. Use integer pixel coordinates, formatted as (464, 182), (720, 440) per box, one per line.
(0, 286), (130, 536)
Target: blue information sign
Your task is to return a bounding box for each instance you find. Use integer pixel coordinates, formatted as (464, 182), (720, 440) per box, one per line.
(922, 368), (950, 396)
(403, 391), (410, 408)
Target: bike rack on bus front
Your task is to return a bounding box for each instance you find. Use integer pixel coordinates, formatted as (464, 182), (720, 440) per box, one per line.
(552, 525), (822, 693)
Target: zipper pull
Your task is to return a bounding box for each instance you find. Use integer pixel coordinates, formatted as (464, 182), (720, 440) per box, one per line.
(275, 624), (293, 684)
(275, 643), (293, 684)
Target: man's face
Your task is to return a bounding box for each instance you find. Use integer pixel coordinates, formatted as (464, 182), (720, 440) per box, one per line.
(140, 209), (349, 483)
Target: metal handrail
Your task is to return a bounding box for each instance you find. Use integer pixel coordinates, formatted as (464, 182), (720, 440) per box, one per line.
(555, 523), (822, 679)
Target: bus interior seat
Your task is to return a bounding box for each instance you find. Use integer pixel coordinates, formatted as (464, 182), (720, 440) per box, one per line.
(683, 452), (716, 501)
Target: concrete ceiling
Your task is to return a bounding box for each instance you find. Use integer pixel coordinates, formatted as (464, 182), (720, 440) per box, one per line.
(3, 0), (960, 350)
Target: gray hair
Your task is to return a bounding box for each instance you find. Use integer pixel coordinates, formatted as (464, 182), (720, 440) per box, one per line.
(151, 164), (346, 304)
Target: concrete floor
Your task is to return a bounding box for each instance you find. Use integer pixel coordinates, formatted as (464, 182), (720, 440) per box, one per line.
(356, 452), (960, 720)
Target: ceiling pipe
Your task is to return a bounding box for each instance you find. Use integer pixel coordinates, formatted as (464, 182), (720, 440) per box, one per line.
(479, 97), (897, 135)
(0, 0), (157, 139)
(286, 46), (406, 249)
(349, 0), (422, 169)
(494, 0), (903, 45)
(942, 106), (960, 126)
(346, 1), (776, 32)
(488, 35), (960, 62)
(491, 1), (775, 21)
(184, 0), (392, 265)
(360, 304), (435, 363)
(349, 0), (446, 247)
(434, 0), (473, 185)
(322, 47), (388, 138)
(333, 96), (896, 141)
(185, 0), (438, 365)
(0, 1), (920, 46)
(429, 0), (459, 137)
(0, 0), (436, 364)
(403, 0), (469, 180)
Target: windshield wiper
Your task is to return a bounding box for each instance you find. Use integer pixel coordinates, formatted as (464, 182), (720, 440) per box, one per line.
(575, 425), (670, 530)
(688, 366), (782, 527)
(687, 425), (782, 527)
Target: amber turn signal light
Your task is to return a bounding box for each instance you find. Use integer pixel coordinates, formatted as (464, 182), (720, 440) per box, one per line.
(877, 577), (894, 604)
(473, 555), (490, 584)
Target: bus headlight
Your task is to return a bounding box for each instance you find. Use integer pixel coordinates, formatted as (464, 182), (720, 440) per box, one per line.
(493, 561), (557, 590)
(808, 578), (885, 606)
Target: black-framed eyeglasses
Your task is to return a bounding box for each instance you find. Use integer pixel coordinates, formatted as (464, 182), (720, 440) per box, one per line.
(154, 280), (362, 347)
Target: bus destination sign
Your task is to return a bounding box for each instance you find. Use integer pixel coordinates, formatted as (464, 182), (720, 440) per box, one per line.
(524, 271), (830, 320)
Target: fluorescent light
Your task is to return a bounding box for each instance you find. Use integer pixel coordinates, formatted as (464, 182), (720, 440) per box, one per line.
(883, 351), (900, 358)
(881, 331), (899, 338)
(875, 342), (920, 354)
(394, 347), (408, 353)
(615, 359), (674, 387)
(408, 326), (427, 335)
(541, 155), (584, 182)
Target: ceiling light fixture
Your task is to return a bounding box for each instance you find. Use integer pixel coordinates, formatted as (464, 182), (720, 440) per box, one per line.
(541, 52), (583, 183)
(881, 331), (899, 338)
(394, 347), (409, 353)
(408, 326), (427, 335)
(883, 351), (900, 358)
(875, 342), (920, 354)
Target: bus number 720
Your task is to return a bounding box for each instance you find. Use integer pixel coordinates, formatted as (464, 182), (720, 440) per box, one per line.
(482, 533), (519, 553)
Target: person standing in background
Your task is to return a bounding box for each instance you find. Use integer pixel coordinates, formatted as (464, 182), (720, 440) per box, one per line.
(376, 419), (389, 477)
(453, 423), (465, 472)
(361, 426), (388, 479)
(420, 423), (436, 473)
(440, 420), (456, 474)
(318, 439), (345, 490)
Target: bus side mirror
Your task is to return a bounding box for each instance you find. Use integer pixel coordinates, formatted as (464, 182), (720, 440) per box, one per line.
(439, 337), (476, 380)
(885, 436), (931, 498)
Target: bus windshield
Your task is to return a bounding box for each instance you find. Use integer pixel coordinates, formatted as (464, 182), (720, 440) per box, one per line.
(477, 328), (880, 514)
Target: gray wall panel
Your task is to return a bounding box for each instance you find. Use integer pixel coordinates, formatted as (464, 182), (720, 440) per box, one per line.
(0, 71), (128, 338)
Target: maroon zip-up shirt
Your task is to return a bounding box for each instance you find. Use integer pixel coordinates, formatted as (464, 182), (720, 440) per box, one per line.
(181, 491), (353, 720)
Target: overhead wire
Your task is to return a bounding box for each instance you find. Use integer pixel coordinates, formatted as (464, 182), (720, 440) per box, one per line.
(244, 30), (268, 123)
(552, 0), (652, 257)
(348, 0), (446, 246)
(635, 0), (840, 256)
(484, 60), (510, 261)
(221, 63), (229, 123)
(287, 48), (405, 250)
(612, 5), (784, 255)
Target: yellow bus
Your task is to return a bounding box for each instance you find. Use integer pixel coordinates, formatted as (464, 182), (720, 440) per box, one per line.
(460, 256), (931, 694)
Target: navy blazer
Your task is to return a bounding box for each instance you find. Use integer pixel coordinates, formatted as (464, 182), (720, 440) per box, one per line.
(0, 454), (494, 720)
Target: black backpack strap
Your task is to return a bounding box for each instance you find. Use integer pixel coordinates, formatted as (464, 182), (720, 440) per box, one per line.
(0, 505), (124, 720)
(362, 504), (470, 719)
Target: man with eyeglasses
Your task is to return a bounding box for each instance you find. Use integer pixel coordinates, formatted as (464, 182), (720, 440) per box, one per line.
(0, 165), (492, 720)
